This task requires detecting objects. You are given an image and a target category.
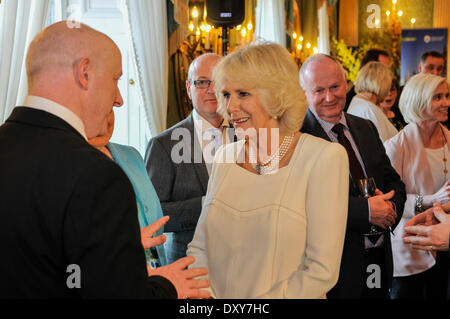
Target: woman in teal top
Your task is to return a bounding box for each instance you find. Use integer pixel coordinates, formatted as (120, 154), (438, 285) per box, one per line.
(88, 113), (167, 268)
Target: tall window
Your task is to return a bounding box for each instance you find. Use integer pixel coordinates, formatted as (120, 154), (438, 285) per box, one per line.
(0, 0), (4, 40)
(48, 0), (152, 156)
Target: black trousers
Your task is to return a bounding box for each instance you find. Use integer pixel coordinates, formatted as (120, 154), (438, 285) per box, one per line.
(361, 246), (390, 299)
(390, 251), (449, 299)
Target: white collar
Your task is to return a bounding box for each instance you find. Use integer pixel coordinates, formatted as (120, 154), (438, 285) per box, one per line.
(192, 109), (228, 131)
(309, 106), (348, 134)
(23, 96), (87, 140)
(193, 109), (217, 132)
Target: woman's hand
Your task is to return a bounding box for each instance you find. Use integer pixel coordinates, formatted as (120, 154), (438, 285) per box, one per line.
(422, 181), (450, 207)
(403, 204), (450, 251)
(141, 216), (169, 249)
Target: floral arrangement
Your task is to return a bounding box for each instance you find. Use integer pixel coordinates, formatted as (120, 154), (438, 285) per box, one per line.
(332, 12), (402, 82)
(332, 37), (361, 82)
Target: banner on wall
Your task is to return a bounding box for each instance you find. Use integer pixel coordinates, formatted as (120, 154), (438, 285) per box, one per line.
(401, 28), (448, 85)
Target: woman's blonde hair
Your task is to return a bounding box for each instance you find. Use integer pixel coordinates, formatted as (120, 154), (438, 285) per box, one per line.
(355, 61), (393, 101)
(399, 73), (449, 123)
(212, 42), (307, 134)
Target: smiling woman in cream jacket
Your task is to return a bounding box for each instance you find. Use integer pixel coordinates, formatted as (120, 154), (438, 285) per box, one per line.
(187, 43), (349, 299)
(384, 73), (450, 299)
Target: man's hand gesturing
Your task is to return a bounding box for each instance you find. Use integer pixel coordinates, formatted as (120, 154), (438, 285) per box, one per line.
(148, 256), (211, 299)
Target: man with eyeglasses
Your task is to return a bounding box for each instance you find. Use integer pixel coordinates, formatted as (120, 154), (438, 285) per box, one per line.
(145, 53), (233, 264)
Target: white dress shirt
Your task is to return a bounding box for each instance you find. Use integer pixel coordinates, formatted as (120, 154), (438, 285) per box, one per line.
(310, 108), (368, 178)
(23, 96), (87, 140)
(310, 109), (383, 247)
(192, 109), (229, 175)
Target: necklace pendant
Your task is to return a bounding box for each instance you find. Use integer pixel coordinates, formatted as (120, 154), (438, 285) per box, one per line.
(443, 158), (447, 162)
(444, 169), (448, 174)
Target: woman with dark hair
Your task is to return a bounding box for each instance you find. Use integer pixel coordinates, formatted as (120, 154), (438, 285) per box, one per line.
(380, 78), (406, 131)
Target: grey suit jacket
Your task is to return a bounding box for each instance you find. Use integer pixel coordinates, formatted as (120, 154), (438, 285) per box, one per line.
(144, 114), (215, 263)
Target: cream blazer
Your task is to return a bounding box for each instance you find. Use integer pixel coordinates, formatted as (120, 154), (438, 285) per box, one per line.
(187, 134), (349, 298)
(384, 123), (450, 276)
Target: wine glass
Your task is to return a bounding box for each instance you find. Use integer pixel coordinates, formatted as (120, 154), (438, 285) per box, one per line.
(357, 178), (376, 199)
(357, 178), (384, 238)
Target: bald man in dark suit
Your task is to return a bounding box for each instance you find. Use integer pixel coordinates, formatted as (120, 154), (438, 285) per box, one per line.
(300, 54), (406, 299)
(0, 21), (209, 299)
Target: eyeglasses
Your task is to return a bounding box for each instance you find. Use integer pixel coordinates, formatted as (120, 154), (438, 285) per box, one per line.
(192, 79), (213, 89)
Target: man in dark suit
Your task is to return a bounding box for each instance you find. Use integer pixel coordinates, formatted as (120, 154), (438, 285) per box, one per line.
(300, 54), (406, 299)
(0, 21), (209, 299)
(145, 53), (234, 264)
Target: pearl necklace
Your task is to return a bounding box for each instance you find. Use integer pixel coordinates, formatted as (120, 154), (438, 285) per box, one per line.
(248, 134), (295, 175)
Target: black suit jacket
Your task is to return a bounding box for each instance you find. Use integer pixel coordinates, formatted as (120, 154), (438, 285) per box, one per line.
(0, 107), (176, 298)
(301, 109), (406, 298)
(344, 86), (356, 112)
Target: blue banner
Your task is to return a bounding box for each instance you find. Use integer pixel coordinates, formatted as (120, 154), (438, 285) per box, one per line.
(401, 28), (447, 85)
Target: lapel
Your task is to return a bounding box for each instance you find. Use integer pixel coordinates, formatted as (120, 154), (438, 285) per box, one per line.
(345, 113), (377, 194)
(345, 114), (373, 177)
(302, 110), (361, 193)
(184, 114), (209, 192)
(301, 109), (331, 141)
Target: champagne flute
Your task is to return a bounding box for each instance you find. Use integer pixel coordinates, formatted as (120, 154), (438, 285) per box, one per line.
(358, 178), (384, 237)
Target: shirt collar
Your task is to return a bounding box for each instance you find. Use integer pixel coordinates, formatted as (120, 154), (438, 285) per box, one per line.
(192, 108), (226, 132)
(23, 96), (87, 140)
(309, 106), (349, 134)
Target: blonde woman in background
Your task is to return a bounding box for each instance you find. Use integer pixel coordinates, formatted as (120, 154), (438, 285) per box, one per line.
(187, 43), (349, 298)
(348, 61), (399, 142)
(384, 73), (450, 299)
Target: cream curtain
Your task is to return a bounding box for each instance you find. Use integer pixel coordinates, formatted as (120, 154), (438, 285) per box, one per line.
(124, 0), (169, 135)
(0, 0), (51, 124)
(255, 0), (286, 46)
(168, 0), (188, 57)
(317, 0), (330, 54)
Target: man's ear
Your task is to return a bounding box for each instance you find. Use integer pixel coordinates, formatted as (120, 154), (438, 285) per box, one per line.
(418, 63), (423, 73)
(186, 80), (193, 100)
(74, 57), (90, 90)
